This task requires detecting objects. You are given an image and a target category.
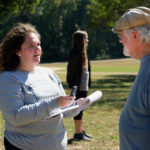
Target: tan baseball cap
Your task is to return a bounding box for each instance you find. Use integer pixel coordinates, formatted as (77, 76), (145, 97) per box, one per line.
(112, 6), (150, 33)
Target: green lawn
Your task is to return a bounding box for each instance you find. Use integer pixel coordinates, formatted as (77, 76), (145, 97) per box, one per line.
(0, 58), (140, 150)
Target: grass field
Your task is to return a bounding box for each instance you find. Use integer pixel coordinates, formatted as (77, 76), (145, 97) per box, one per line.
(0, 58), (140, 150)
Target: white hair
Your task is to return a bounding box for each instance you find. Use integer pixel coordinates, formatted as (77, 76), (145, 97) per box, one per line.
(125, 24), (150, 43)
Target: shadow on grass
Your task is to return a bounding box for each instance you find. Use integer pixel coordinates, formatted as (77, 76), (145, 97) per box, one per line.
(91, 74), (136, 89)
(62, 74), (136, 110)
(91, 74), (136, 110)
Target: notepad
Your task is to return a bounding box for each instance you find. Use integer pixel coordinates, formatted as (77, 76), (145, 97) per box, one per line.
(50, 90), (102, 117)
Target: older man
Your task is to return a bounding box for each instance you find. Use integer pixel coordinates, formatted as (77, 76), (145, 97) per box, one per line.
(112, 7), (150, 150)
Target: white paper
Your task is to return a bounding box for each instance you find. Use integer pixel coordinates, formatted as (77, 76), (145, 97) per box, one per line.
(50, 105), (79, 117)
(77, 91), (102, 111)
(51, 90), (102, 117)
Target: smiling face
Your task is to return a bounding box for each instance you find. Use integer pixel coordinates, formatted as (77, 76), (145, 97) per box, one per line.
(16, 32), (42, 71)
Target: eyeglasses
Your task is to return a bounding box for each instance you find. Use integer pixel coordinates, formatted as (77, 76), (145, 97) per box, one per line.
(117, 33), (122, 38)
(117, 32), (125, 40)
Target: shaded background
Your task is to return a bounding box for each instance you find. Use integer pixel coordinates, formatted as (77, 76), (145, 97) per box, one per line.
(0, 0), (150, 62)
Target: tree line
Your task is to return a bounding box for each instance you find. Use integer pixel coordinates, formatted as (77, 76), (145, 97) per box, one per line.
(0, 0), (150, 62)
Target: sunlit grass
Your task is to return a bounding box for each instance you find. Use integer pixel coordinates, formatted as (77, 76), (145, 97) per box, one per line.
(91, 58), (139, 72)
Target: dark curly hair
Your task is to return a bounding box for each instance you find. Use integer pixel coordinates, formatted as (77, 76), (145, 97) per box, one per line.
(0, 23), (40, 72)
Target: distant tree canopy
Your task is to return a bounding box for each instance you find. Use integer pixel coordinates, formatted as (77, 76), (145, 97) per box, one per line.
(87, 0), (150, 27)
(0, 0), (40, 23)
(0, 0), (40, 45)
(0, 0), (150, 62)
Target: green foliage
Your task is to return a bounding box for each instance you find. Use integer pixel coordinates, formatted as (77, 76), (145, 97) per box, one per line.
(0, 0), (40, 23)
(88, 0), (150, 27)
(0, 0), (150, 62)
(31, 0), (91, 62)
(0, 0), (40, 45)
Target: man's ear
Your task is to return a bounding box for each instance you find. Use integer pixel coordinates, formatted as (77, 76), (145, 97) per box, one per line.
(131, 30), (139, 41)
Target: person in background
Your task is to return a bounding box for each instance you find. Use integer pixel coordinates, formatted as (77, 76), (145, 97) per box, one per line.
(67, 30), (92, 141)
(112, 6), (150, 150)
(0, 23), (81, 150)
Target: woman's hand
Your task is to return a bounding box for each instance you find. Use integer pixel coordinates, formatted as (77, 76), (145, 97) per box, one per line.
(76, 98), (89, 111)
(56, 96), (75, 108)
(76, 98), (84, 104)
